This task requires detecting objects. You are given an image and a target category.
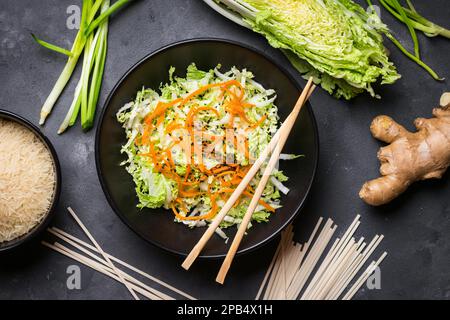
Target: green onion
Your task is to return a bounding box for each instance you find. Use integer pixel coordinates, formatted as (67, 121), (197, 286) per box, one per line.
(80, 35), (95, 127)
(88, 0), (104, 22)
(380, 0), (450, 38)
(31, 33), (73, 57)
(59, 0), (104, 133)
(383, 0), (420, 58)
(85, 20), (108, 130)
(38, 32), (85, 125)
(81, 0), (110, 130)
(384, 33), (442, 81)
(35, 0), (132, 132)
(57, 80), (82, 134)
(405, 0), (416, 13)
(85, 0), (132, 36)
(367, 0), (443, 81)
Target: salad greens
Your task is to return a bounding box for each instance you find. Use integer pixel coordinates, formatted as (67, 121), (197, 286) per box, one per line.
(216, 0), (400, 99)
(117, 64), (298, 235)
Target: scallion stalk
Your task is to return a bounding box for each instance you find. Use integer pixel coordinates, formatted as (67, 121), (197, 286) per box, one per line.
(59, 0), (106, 133)
(405, 0), (417, 13)
(83, 0), (110, 130)
(38, 0), (90, 125)
(384, 33), (442, 81)
(367, 0), (443, 81)
(35, 0), (132, 132)
(31, 33), (73, 57)
(38, 33), (85, 125)
(380, 0), (450, 38)
(85, 14), (109, 130)
(85, 0), (131, 36)
(384, 0), (420, 58)
(57, 79), (82, 134)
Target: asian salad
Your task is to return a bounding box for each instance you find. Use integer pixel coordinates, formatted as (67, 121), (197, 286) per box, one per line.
(117, 64), (300, 238)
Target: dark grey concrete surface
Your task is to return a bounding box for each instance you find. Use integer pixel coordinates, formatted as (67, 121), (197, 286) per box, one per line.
(0, 0), (449, 300)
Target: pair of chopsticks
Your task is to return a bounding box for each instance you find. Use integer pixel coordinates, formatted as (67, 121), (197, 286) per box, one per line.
(182, 78), (316, 284)
(65, 207), (140, 299)
(43, 207), (196, 300)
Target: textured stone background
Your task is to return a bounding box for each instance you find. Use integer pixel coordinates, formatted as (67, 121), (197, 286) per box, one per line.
(0, 0), (449, 300)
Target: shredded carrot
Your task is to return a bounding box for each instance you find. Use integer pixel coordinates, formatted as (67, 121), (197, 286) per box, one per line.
(220, 180), (232, 188)
(208, 178), (215, 193)
(166, 150), (174, 167)
(155, 115), (164, 127)
(217, 188), (276, 213)
(179, 190), (204, 197)
(242, 102), (255, 109)
(180, 180), (199, 186)
(198, 163), (207, 173)
(165, 121), (183, 133)
(242, 191), (276, 212)
(194, 106), (220, 117)
(212, 165), (230, 174)
(216, 170), (235, 178)
(237, 166), (250, 178)
(186, 106), (220, 130)
(180, 80), (241, 106)
(217, 188), (237, 194)
(184, 165), (191, 181)
(175, 198), (188, 213)
(250, 114), (267, 129)
(228, 113), (235, 128)
(145, 101), (168, 125)
(181, 84), (221, 105)
(258, 200), (276, 213)
(163, 140), (180, 153)
(171, 195), (218, 221)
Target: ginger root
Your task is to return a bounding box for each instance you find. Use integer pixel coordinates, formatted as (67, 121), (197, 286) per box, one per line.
(360, 93), (450, 206)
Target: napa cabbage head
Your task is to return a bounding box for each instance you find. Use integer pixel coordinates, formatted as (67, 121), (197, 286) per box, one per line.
(237, 0), (400, 99)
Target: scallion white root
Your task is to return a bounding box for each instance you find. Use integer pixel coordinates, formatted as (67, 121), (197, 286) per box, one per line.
(39, 41), (84, 125)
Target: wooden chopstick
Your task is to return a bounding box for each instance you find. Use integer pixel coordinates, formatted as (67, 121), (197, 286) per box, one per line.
(216, 82), (316, 284)
(47, 229), (175, 300)
(42, 241), (162, 300)
(181, 78), (315, 271)
(48, 227), (196, 300)
(67, 207), (140, 300)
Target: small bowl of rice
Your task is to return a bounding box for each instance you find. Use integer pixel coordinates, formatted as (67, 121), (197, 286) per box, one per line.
(0, 110), (61, 252)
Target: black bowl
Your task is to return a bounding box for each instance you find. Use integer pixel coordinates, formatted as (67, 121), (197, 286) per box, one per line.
(96, 39), (319, 258)
(0, 110), (61, 252)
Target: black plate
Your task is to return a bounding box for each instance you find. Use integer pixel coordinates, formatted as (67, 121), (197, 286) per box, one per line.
(0, 110), (61, 253)
(95, 39), (319, 258)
